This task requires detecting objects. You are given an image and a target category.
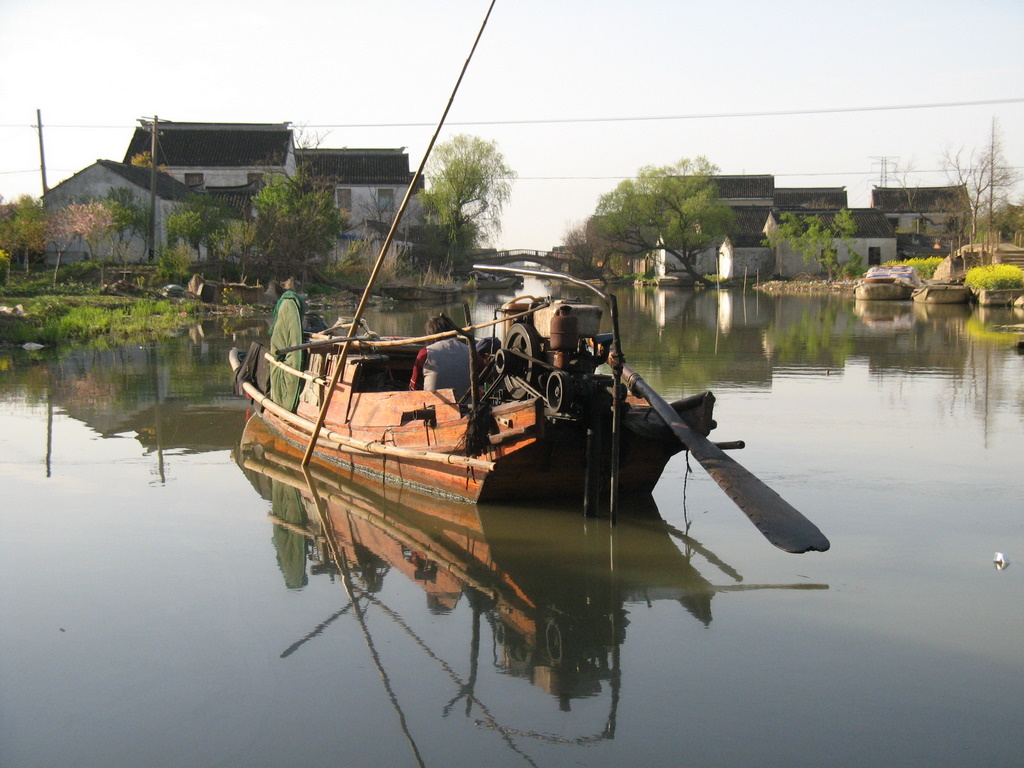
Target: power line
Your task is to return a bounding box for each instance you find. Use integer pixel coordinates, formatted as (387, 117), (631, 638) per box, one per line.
(1, 97), (1021, 131)
(508, 166), (1024, 181)
(303, 97), (1024, 128)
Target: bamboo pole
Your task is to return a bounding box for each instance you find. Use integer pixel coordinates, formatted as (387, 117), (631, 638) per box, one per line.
(277, 300), (548, 357)
(302, 0), (498, 467)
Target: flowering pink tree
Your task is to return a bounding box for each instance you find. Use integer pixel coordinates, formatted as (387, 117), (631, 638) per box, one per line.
(48, 202), (115, 285)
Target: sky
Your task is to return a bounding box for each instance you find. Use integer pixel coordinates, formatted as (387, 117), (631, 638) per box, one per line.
(1, 0), (1022, 251)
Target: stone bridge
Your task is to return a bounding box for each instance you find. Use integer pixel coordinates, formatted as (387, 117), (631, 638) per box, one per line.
(472, 249), (567, 271)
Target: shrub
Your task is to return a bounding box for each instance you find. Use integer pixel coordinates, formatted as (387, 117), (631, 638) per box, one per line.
(840, 252), (864, 279)
(964, 264), (1024, 291)
(157, 243), (195, 283)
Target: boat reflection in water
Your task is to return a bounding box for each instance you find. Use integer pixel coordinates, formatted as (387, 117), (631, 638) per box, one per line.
(236, 413), (827, 726)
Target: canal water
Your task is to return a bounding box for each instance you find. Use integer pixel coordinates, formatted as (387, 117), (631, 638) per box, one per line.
(2, 285), (1022, 768)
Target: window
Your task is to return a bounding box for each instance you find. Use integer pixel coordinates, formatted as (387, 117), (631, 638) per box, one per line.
(184, 173), (204, 187)
(336, 188), (352, 211)
(378, 188), (394, 212)
(868, 247), (881, 266)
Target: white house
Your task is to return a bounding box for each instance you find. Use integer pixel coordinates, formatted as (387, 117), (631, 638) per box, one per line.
(42, 160), (192, 263)
(654, 175), (861, 280)
(765, 208), (897, 276)
(870, 186), (965, 235)
(123, 121), (295, 192)
(295, 147), (425, 251)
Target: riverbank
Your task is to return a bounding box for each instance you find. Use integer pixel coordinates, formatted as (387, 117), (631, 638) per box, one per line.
(0, 261), (859, 348)
(756, 278), (856, 295)
(0, 295), (210, 347)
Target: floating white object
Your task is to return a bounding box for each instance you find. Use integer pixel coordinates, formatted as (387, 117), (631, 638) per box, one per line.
(21, 342), (44, 351)
(994, 552), (1010, 570)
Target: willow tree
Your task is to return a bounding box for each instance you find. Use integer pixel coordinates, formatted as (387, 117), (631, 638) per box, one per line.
(419, 134), (516, 267)
(595, 157), (734, 286)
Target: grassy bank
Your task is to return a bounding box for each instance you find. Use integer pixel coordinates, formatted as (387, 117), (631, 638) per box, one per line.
(1, 295), (200, 346)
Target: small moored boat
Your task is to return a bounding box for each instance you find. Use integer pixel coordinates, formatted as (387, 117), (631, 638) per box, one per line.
(911, 283), (972, 304)
(855, 265), (922, 301)
(378, 283), (463, 302)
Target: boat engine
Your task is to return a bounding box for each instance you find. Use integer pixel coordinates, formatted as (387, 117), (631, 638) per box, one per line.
(487, 299), (615, 420)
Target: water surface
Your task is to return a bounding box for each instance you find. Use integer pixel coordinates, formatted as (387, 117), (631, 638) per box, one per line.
(2, 288), (1021, 768)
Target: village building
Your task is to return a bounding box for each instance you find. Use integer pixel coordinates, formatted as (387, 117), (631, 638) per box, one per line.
(42, 121), (430, 264)
(123, 121), (295, 194)
(869, 185), (965, 236)
(42, 159), (192, 263)
(653, 174), (891, 281)
(764, 207), (896, 276)
(295, 147), (425, 252)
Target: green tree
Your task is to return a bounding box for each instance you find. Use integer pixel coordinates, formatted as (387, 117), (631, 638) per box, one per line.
(765, 208), (859, 279)
(993, 201), (1024, 246)
(105, 188), (148, 263)
(213, 219), (259, 281)
(594, 157), (735, 286)
(0, 195), (48, 273)
(166, 193), (239, 260)
(419, 134), (516, 266)
(252, 173), (344, 280)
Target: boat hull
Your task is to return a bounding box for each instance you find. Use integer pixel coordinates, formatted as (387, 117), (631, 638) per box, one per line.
(248, 395), (690, 504)
(855, 281), (913, 301)
(911, 284), (972, 304)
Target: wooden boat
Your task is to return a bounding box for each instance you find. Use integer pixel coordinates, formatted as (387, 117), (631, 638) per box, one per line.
(232, 263), (831, 554)
(911, 283), (972, 304)
(466, 270), (524, 291)
(232, 294), (719, 505)
(379, 283), (462, 302)
(854, 265), (922, 301)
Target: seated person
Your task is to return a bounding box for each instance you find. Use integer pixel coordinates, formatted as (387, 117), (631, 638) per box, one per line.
(410, 317), (477, 400)
(475, 336), (501, 363)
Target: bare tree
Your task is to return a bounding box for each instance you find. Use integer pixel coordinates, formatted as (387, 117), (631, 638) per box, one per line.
(560, 217), (615, 280)
(942, 118), (1019, 243)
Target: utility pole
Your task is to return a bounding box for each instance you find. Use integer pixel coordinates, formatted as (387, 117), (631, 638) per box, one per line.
(144, 116), (159, 261)
(36, 109), (49, 195)
(987, 118), (996, 246)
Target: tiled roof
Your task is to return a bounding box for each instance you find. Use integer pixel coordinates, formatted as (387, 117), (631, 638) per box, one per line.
(773, 187), (847, 210)
(296, 148), (423, 188)
(97, 159), (193, 199)
(871, 186), (965, 212)
(206, 183), (261, 216)
(123, 122), (292, 168)
(771, 208), (895, 239)
(729, 206), (772, 248)
(711, 174), (774, 201)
